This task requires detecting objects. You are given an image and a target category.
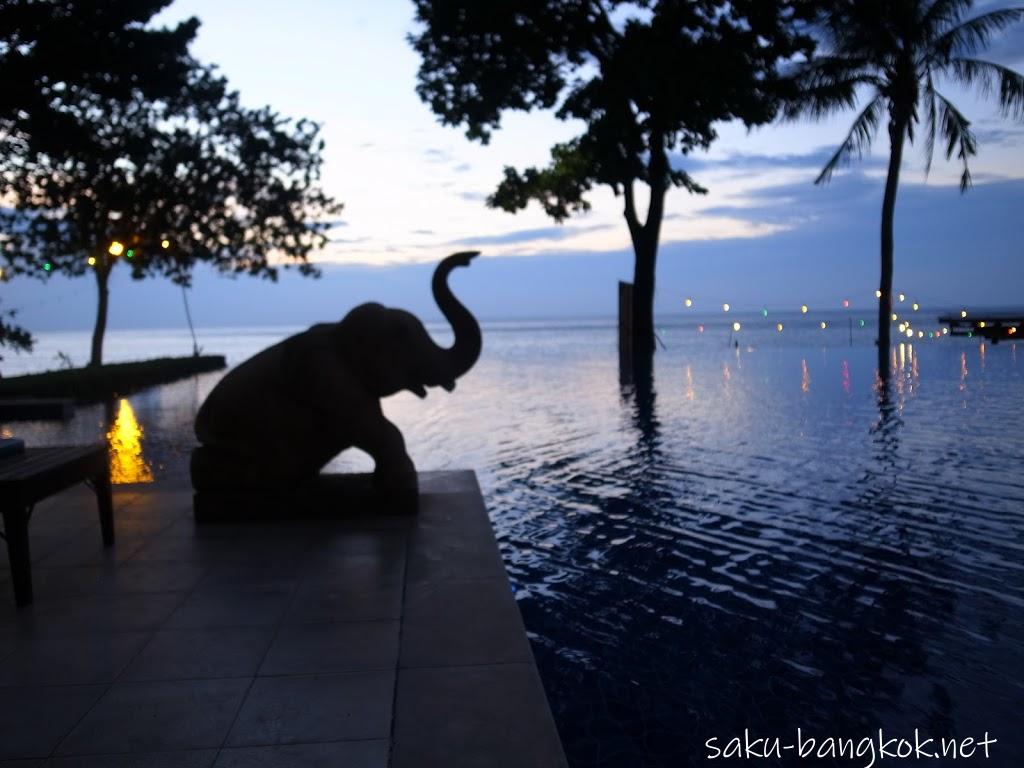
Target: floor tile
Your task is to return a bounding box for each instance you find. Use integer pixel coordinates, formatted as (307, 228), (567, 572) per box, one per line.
(100, 563), (210, 595)
(57, 679), (250, 755)
(12, 593), (187, 635)
(226, 671), (394, 747)
(302, 530), (406, 560)
(392, 664), (567, 768)
(120, 628), (275, 681)
(47, 750), (217, 767)
(197, 563), (304, 592)
(284, 581), (402, 624)
(0, 631), (150, 686)
(164, 590), (293, 630)
(213, 740), (388, 768)
(406, 515), (507, 584)
(417, 470), (479, 495)
(399, 579), (533, 669)
(0, 685), (105, 760)
(259, 621), (399, 676)
(34, 534), (146, 568)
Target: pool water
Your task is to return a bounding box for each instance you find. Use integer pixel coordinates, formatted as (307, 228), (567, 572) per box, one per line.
(6, 316), (1023, 766)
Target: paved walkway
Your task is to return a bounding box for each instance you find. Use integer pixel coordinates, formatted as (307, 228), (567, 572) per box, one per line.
(0, 470), (567, 767)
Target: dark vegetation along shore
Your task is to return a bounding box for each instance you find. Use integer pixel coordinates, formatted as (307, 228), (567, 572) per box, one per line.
(0, 355), (226, 404)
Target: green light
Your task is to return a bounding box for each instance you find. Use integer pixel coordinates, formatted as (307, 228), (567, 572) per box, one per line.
(126, 249), (134, 259)
(761, 308), (768, 317)
(43, 262), (52, 271)
(858, 319), (865, 327)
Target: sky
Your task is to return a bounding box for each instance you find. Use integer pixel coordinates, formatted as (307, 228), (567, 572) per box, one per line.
(4, 0), (1024, 331)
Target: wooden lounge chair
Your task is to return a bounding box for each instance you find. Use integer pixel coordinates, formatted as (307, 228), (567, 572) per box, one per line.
(0, 444), (114, 606)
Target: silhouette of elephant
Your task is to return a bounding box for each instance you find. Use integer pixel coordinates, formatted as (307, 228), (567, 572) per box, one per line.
(190, 251), (481, 512)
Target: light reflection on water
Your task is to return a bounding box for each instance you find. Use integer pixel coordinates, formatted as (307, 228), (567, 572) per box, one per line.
(106, 399), (153, 484)
(4, 318), (1023, 766)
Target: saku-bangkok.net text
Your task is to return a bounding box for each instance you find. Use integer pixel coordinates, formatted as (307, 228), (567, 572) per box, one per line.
(705, 729), (997, 766)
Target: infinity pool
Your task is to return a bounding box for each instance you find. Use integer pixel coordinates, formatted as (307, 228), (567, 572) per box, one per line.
(6, 316), (1023, 766)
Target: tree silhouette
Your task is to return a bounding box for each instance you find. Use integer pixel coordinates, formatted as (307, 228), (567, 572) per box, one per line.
(1, 10), (340, 367)
(783, 0), (1024, 377)
(410, 0), (818, 369)
(0, 298), (33, 369)
(1, 0), (199, 159)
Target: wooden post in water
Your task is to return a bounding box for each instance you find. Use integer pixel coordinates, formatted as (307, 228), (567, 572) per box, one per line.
(618, 281), (633, 384)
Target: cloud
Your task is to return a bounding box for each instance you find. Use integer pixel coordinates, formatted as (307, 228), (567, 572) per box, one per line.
(974, 125), (1024, 146)
(456, 191), (488, 202)
(447, 223), (615, 247)
(675, 146), (887, 175)
(423, 148), (453, 163)
(452, 162), (472, 173)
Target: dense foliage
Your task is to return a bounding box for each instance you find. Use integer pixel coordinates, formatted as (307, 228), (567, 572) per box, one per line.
(0, 0), (341, 365)
(411, 0), (821, 364)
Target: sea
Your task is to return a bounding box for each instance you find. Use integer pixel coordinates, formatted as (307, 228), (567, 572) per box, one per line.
(4, 312), (1023, 767)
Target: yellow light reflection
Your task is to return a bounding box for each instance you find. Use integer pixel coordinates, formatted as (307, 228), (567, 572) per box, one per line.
(106, 398), (154, 484)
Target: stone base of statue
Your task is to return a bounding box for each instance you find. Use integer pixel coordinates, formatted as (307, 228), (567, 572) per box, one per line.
(190, 447), (418, 521)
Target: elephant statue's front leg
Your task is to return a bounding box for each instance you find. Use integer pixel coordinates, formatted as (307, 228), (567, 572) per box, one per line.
(352, 406), (419, 513)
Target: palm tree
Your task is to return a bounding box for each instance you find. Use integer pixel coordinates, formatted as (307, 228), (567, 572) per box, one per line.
(784, 0), (1024, 378)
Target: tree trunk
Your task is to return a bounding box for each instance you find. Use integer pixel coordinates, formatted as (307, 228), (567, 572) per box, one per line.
(623, 143), (668, 375)
(90, 266), (110, 368)
(631, 232), (658, 370)
(877, 116), (906, 380)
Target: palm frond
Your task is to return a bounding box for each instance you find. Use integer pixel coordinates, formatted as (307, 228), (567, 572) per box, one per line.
(934, 90), (977, 191)
(922, 68), (938, 176)
(815, 93), (886, 185)
(781, 57), (881, 121)
(946, 57), (1024, 119)
(920, 0), (973, 39)
(929, 8), (1024, 62)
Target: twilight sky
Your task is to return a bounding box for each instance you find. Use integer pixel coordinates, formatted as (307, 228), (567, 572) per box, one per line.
(5, 0), (1024, 330)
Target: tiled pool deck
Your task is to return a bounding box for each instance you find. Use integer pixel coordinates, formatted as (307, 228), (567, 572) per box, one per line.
(0, 470), (567, 767)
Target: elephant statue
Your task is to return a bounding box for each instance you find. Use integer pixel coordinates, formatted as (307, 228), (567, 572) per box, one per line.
(190, 251), (481, 513)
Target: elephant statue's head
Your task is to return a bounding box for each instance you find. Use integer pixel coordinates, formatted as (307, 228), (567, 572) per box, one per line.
(340, 251), (482, 398)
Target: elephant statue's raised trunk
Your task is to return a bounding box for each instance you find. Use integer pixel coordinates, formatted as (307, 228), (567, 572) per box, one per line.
(429, 250), (481, 387)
